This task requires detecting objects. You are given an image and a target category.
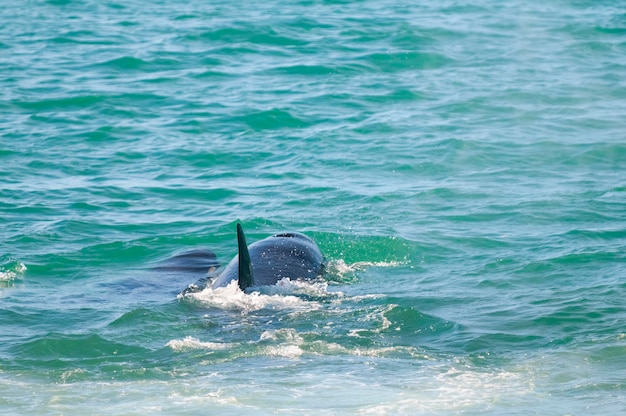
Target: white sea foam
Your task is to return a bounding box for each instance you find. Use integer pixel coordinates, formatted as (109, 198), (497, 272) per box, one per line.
(0, 271), (16, 281)
(168, 330), (306, 359)
(315, 341), (430, 360)
(0, 260), (26, 281)
(180, 280), (327, 314)
(359, 367), (532, 414)
(59, 368), (88, 384)
(327, 259), (403, 275)
(0, 362), (537, 415)
(166, 337), (234, 352)
(259, 328), (303, 344)
(168, 328), (428, 361)
(258, 278), (340, 298)
(263, 345), (304, 358)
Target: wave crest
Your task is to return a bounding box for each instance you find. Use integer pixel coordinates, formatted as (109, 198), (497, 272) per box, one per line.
(0, 257), (27, 282)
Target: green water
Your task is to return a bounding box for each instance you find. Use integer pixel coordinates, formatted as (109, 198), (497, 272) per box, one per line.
(1, 0), (625, 414)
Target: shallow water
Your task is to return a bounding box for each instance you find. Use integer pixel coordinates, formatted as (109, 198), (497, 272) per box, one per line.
(2, 0), (626, 414)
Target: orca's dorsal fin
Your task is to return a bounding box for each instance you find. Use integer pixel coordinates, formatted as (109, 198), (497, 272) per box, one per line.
(237, 223), (253, 290)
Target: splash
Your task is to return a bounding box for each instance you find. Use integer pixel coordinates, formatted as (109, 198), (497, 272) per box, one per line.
(0, 257), (27, 282)
(324, 259), (403, 283)
(328, 259), (404, 273)
(178, 280), (326, 314)
(257, 277), (344, 299)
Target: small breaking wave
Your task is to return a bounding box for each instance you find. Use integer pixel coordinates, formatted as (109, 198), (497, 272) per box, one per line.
(168, 327), (430, 361)
(166, 336), (235, 352)
(0, 257), (27, 282)
(167, 334), (305, 359)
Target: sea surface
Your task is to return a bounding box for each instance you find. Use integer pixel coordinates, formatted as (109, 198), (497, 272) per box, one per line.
(1, 0), (626, 414)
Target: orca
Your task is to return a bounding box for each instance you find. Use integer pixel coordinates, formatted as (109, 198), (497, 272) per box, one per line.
(178, 223), (325, 293)
(154, 249), (220, 274)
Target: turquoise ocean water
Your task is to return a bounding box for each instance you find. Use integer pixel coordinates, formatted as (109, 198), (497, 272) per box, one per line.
(2, 0), (626, 414)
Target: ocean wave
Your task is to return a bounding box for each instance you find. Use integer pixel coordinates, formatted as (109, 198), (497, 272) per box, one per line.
(360, 366), (532, 414)
(166, 336), (235, 352)
(168, 325), (432, 361)
(0, 257), (26, 282)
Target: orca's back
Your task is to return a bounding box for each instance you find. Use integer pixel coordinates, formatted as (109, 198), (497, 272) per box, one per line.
(212, 232), (324, 289)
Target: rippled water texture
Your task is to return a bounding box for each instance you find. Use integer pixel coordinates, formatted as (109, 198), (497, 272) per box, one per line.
(1, 0), (626, 414)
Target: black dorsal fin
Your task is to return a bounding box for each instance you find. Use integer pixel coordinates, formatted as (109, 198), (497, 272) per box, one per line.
(237, 223), (253, 290)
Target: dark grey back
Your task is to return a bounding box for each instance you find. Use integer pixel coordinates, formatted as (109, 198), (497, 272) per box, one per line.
(211, 232), (324, 289)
